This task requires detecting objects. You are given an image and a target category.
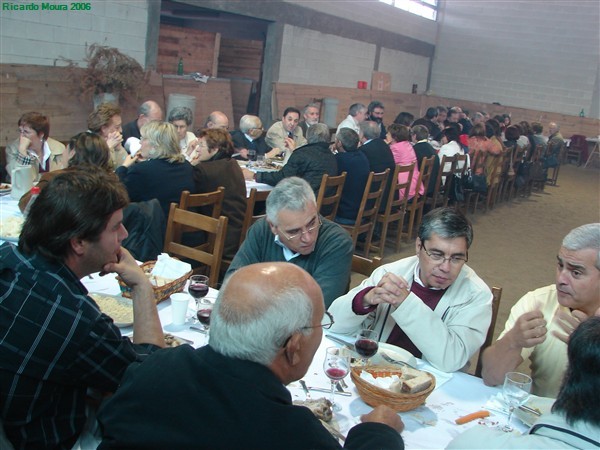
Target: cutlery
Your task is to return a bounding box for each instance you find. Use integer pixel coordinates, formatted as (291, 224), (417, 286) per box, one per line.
(303, 385), (352, 397)
(299, 379), (311, 399)
(380, 351), (417, 369)
(518, 404), (541, 416)
(325, 334), (355, 351)
(189, 325), (207, 334)
(339, 378), (349, 390)
(335, 382), (345, 394)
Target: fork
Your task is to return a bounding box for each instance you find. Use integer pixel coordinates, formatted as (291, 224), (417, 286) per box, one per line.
(380, 351), (416, 369)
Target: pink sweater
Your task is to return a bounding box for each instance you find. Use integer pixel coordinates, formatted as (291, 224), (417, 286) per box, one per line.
(389, 140), (424, 200)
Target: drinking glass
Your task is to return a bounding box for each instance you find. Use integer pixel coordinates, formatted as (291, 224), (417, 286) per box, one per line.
(196, 298), (214, 332)
(188, 275), (209, 322)
(354, 329), (379, 366)
(323, 347), (350, 412)
(247, 149), (257, 162)
(502, 371), (532, 432)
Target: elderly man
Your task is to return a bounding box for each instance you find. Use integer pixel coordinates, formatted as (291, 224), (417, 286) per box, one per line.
(0, 169), (164, 450)
(205, 110), (230, 130)
(545, 122), (564, 167)
(88, 102), (128, 168)
(227, 177), (352, 307)
(265, 107), (307, 163)
(244, 123), (337, 194)
(121, 100), (163, 145)
(299, 102), (320, 137)
(230, 114), (275, 160)
(329, 207), (492, 372)
(367, 100), (387, 139)
(482, 223), (600, 397)
(337, 103), (367, 134)
(97, 263), (404, 449)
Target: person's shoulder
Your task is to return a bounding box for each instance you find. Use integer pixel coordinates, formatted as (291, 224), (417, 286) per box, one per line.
(319, 218), (352, 241)
(46, 137), (66, 153)
(266, 121), (283, 132)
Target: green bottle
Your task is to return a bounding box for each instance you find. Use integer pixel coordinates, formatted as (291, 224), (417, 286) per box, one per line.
(579, 109), (585, 117)
(177, 58), (184, 76)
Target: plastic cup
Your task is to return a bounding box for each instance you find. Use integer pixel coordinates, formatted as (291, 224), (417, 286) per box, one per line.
(170, 292), (190, 326)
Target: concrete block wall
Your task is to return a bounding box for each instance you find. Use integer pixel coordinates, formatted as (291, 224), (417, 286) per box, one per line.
(278, 25), (377, 88)
(431, 1), (600, 118)
(0, 0), (148, 67)
(379, 48), (430, 94)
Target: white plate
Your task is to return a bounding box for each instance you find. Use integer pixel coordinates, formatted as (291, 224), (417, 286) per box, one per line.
(0, 183), (11, 194)
(0, 215), (24, 242)
(514, 395), (554, 427)
(89, 292), (134, 327)
(373, 342), (418, 367)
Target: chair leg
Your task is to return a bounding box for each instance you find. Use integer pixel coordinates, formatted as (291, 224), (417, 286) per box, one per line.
(394, 214), (405, 252)
(404, 208), (416, 243)
(377, 218), (389, 258)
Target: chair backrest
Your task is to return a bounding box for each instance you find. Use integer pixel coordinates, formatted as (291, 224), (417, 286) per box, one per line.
(570, 134), (587, 150)
(384, 163), (414, 216)
(316, 171), (347, 220)
(475, 286), (502, 378)
(179, 187), (225, 218)
(531, 144), (545, 163)
(351, 254), (382, 277)
(240, 188), (271, 246)
(163, 203), (228, 288)
(413, 155), (436, 207)
(429, 155), (456, 209)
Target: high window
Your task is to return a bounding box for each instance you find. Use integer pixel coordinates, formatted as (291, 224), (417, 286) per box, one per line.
(379, 0), (438, 21)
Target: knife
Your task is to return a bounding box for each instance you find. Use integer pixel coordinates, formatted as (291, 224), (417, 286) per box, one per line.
(189, 326), (207, 334)
(518, 404), (542, 416)
(325, 335), (355, 351)
(299, 379), (311, 399)
(304, 385), (352, 397)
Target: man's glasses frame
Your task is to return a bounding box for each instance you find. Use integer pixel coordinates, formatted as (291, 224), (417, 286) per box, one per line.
(280, 312), (334, 348)
(277, 216), (322, 241)
(421, 241), (468, 265)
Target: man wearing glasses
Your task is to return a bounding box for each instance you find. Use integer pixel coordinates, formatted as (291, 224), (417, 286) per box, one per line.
(329, 207), (492, 372)
(226, 177), (353, 308)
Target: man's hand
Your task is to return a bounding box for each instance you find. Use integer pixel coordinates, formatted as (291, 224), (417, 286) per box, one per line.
(266, 148), (281, 159)
(552, 309), (589, 344)
(284, 137), (296, 151)
(242, 167), (255, 181)
(361, 405), (404, 433)
(237, 148), (249, 159)
(363, 272), (410, 308)
(506, 310), (547, 349)
(101, 247), (148, 289)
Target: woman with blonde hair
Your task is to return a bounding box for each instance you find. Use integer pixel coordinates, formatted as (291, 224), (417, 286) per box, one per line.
(116, 121), (195, 218)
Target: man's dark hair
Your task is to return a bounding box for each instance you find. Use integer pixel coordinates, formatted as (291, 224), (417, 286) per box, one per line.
(531, 122), (543, 134)
(553, 316), (600, 426)
(442, 126), (460, 143)
(283, 107), (301, 118)
(393, 112), (414, 126)
(336, 128), (359, 152)
(418, 207), (473, 248)
(19, 169), (129, 263)
(368, 101), (384, 114)
(425, 107), (438, 120)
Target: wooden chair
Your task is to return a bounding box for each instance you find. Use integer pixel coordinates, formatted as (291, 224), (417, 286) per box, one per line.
(351, 254), (382, 277)
(403, 156), (435, 241)
(450, 154), (468, 208)
(239, 188), (270, 246)
(528, 144), (547, 193)
(462, 149), (486, 214)
(316, 172), (346, 220)
(163, 203), (228, 288)
(566, 134), (586, 165)
(547, 142), (565, 186)
(175, 188), (225, 243)
(371, 163), (414, 257)
(468, 153), (502, 214)
(426, 155), (455, 211)
(475, 286), (503, 378)
(339, 169), (389, 257)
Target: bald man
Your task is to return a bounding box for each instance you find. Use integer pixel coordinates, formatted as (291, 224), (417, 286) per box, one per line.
(98, 263), (404, 450)
(205, 111), (229, 130)
(121, 100), (163, 145)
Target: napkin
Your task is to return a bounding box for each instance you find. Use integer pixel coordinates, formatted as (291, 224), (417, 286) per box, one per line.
(125, 137), (141, 156)
(484, 392), (509, 415)
(360, 372), (401, 390)
(151, 253), (192, 280)
(416, 361), (453, 390)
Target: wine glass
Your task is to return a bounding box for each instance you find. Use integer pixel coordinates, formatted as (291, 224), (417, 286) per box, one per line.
(354, 329), (379, 366)
(188, 275), (209, 323)
(502, 371), (532, 432)
(323, 347), (350, 412)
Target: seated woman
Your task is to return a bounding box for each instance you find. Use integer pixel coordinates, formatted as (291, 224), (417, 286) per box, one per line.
(467, 123), (494, 175)
(438, 126), (466, 182)
(87, 103), (128, 169)
(18, 132), (110, 212)
(5, 112), (66, 182)
(192, 128), (246, 262)
(116, 121), (195, 219)
(387, 123), (423, 201)
(167, 106), (197, 161)
(485, 119), (504, 184)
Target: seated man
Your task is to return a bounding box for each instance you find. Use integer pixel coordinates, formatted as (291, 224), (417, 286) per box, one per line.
(226, 177), (353, 308)
(265, 107), (307, 163)
(0, 169), (164, 450)
(298, 102), (321, 137)
(482, 223), (600, 397)
(449, 316), (600, 449)
(204, 110), (230, 130)
(366, 100), (387, 139)
(97, 263), (404, 450)
(328, 207), (492, 372)
(229, 114), (275, 160)
(337, 103), (367, 134)
(121, 100), (163, 145)
(244, 123), (337, 194)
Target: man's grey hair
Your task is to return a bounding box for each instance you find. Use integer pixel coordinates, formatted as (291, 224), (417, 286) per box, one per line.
(349, 103), (367, 117)
(303, 103), (320, 115)
(336, 128), (359, 152)
(368, 101), (384, 113)
(360, 121), (380, 141)
(563, 223), (600, 270)
(210, 280), (313, 366)
(266, 177), (316, 225)
(138, 101), (154, 116)
(418, 207), (473, 249)
(167, 106), (193, 126)
(239, 114), (261, 134)
(411, 124), (429, 141)
(306, 123), (330, 144)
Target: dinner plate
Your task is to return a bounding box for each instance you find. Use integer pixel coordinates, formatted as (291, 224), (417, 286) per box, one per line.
(373, 342), (418, 367)
(514, 395), (554, 427)
(0, 215), (24, 242)
(0, 183), (11, 194)
(89, 292), (134, 327)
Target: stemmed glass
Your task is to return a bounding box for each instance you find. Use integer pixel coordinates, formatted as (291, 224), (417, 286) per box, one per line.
(354, 329), (379, 366)
(502, 371), (532, 432)
(323, 347), (350, 412)
(188, 275), (210, 327)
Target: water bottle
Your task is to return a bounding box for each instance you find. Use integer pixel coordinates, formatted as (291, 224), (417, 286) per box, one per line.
(177, 58), (184, 76)
(23, 186), (41, 217)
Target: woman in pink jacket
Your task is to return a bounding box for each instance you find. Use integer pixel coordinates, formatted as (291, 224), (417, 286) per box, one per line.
(386, 123), (423, 200)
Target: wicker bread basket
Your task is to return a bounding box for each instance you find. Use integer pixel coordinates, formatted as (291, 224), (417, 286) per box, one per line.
(116, 260), (192, 304)
(350, 365), (436, 412)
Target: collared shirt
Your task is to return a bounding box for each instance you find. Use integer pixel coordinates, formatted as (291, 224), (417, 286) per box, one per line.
(0, 242), (158, 450)
(273, 234), (300, 261)
(15, 140), (52, 172)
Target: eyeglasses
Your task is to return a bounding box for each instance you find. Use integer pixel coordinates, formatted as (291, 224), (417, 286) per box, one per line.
(278, 217), (322, 241)
(281, 312), (335, 347)
(421, 241), (468, 265)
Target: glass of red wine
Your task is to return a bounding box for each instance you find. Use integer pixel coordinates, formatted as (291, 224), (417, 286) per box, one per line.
(188, 275), (210, 325)
(354, 329), (379, 367)
(323, 347), (350, 412)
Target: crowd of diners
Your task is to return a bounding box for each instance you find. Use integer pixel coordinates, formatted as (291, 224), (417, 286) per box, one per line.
(1, 99), (598, 449)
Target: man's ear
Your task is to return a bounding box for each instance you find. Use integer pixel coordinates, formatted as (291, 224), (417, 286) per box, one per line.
(267, 219), (278, 236)
(283, 332), (303, 367)
(70, 237), (86, 257)
(415, 237), (422, 255)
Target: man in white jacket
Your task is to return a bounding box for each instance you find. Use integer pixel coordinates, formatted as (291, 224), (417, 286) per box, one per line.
(328, 207), (492, 372)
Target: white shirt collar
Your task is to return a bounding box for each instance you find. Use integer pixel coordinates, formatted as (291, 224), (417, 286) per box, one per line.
(274, 234), (300, 261)
(244, 133), (254, 142)
(42, 140), (51, 166)
(413, 261), (444, 290)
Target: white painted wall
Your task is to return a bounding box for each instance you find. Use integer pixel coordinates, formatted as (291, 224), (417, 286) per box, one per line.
(379, 48), (430, 94)
(0, 0), (148, 67)
(431, 0), (600, 118)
